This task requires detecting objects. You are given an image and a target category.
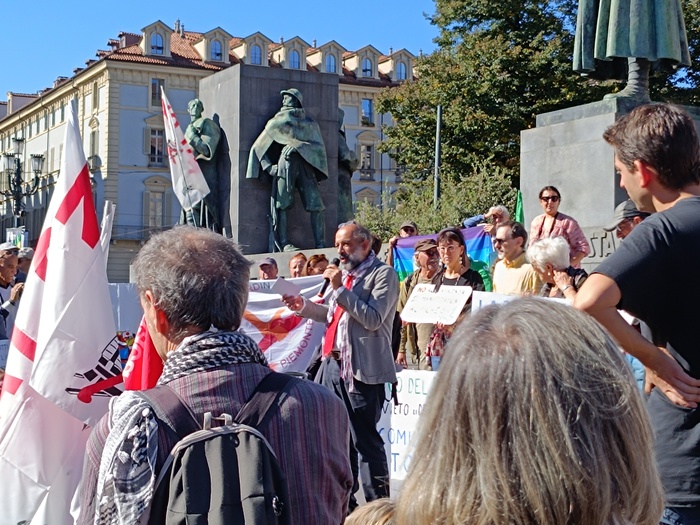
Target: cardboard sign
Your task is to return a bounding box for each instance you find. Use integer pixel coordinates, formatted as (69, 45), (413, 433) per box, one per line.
(400, 284), (473, 325)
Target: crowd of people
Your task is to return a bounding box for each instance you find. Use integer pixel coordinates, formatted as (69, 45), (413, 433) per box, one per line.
(2, 102), (697, 525)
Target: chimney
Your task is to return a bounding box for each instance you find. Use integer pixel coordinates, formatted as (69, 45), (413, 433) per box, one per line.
(312, 39), (317, 48)
(280, 36), (284, 44)
(389, 47), (393, 55)
(180, 24), (185, 36)
(174, 19), (180, 33)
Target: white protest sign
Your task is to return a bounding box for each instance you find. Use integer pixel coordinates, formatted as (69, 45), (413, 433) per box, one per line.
(472, 291), (570, 313)
(400, 284), (472, 325)
(378, 369), (437, 493)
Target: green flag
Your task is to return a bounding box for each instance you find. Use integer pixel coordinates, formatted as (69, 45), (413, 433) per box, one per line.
(515, 190), (525, 224)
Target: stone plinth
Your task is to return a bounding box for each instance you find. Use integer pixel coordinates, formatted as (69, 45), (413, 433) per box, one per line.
(520, 99), (700, 273)
(199, 64), (339, 254)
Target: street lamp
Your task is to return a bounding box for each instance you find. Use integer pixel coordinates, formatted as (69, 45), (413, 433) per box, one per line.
(1, 137), (44, 227)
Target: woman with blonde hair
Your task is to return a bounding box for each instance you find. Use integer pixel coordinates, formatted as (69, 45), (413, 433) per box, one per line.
(394, 298), (664, 525)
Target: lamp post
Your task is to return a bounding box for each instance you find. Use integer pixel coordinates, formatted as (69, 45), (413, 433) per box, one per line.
(1, 137), (44, 228)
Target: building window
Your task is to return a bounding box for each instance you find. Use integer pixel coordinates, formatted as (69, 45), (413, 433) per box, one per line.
(143, 176), (172, 233)
(51, 109), (56, 127)
(89, 129), (99, 158)
(92, 82), (99, 110)
(149, 129), (165, 165)
(28, 121), (33, 138)
(251, 44), (262, 65)
(360, 144), (374, 170)
(60, 104), (65, 122)
(361, 98), (374, 126)
(362, 58), (373, 77)
(397, 61), (407, 80)
(289, 49), (301, 69)
(151, 33), (164, 55)
(151, 78), (165, 107)
(211, 40), (223, 61)
(325, 53), (336, 73)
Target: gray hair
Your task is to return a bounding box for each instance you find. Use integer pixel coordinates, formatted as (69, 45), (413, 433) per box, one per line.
(132, 226), (252, 340)
(394, 298), (663, 525)
(337, 220), (372, 242)
(526, 236), (570, 271)
(489, 205), (510, 218)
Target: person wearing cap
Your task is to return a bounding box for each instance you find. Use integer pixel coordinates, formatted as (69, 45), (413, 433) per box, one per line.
(0, 242), (23, 340)
(386, 220), (419, 268)
(257, 257), (278, 280)
(246, 88), (328, 251)
(15, 246), (34, 284)
(604, 199), (651, 240)
(396, 238), (440, 369)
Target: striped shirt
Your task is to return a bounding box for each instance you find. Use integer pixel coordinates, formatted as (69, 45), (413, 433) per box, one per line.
(78, 363), (353, 525)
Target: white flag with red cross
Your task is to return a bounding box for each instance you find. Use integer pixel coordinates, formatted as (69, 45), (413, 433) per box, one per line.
(161, 88), (210, 211)
(0, 99), (120, 524)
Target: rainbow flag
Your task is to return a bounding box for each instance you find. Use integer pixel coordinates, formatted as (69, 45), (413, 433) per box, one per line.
(393, 226), (496, 291)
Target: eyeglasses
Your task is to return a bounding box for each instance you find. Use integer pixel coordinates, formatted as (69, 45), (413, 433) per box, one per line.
(540, 195), (560, 203)
(493, 237), (511, 245)
(424, 249), (439, 257)
(402, 227), (416, 233)
(616, 218), (633, 233)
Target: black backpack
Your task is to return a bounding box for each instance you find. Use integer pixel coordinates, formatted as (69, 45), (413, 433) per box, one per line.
(138, 372), (296, 525)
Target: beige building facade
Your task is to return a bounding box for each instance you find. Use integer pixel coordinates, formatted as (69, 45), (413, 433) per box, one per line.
(0, 20), (413, 281)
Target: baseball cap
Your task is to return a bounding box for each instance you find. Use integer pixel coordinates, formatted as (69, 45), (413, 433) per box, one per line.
(399, 221), (418, 232)
(18, 247), (34, 259)
(603, 200), (650, 231)
(414, 239), (437, 252)
(0, 242), (19, 254)
(257, 257), (277, 267)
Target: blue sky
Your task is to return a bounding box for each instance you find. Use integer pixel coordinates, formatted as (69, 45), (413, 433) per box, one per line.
(2, 0), (438, 97)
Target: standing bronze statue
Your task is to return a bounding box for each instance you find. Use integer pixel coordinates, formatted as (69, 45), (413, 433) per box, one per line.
(573, 0), (691, 102)
(246, 88), (328, 251)
(182, 99), (222, 231)
(337, 108), (358, 225)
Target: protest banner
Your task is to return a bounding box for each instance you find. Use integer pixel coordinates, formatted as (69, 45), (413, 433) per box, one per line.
(378, 369), (437, 493)
(472, 290), (569, 312)
(400, 283), (473, 325)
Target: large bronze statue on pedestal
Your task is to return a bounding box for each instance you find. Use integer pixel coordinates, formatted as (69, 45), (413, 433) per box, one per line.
(337, 108), (358, 225)
(246, 88), (328, 251)
(181, 99), (222, 231)
(573, 0), (691, 103)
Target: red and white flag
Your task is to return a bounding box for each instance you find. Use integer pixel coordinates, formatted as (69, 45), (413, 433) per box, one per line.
(161, 88), (210, 211)
(0, 100), (119, 524)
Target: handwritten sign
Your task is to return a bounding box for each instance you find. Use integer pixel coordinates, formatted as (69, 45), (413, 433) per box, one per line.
(400, 284), (472, 325)
(378, 369), (437, 493)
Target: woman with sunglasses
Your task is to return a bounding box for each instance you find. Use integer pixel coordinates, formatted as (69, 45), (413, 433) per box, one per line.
(529, 185), (590, 267)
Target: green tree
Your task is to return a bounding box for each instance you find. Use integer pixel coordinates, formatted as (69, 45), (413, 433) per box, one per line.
(356, 158), (517, 239)
(380, 0), (700, 183)
(377, 0), (610, 185)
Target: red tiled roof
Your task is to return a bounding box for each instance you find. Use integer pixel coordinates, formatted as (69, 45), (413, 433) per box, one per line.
(8, 93), (39, 98)
(103, 31), (227, 71)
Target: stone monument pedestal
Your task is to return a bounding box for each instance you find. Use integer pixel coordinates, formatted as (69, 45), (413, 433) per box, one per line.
(520, 99), (700, 272)
(198, 64), (339, 254)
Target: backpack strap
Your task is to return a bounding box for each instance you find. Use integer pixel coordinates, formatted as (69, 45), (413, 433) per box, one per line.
(136, 386), (201, 443)
(235, 372), (296, 432)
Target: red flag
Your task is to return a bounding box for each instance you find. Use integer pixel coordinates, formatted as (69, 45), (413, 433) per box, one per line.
(122, 315), (163, 390)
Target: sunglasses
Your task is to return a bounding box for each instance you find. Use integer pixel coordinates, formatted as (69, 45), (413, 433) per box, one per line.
(540, 195), (560, 203)
(402, 227), (416, 233)
(493, 237), (511, 245)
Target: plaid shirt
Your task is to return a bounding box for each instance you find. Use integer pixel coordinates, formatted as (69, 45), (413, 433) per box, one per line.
(78, 363), (353, 525)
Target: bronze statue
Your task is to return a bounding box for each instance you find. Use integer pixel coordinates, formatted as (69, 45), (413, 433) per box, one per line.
(246, 88), (328, 251)
(573, 0), (691, 102)
(182, 99), (222, 231)
(337, 108), (358, 224)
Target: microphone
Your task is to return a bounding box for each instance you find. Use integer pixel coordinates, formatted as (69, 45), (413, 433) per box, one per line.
(318, 258), (341, 297)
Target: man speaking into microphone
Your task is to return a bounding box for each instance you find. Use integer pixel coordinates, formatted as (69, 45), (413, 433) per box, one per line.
(283, 220), (398, 510)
